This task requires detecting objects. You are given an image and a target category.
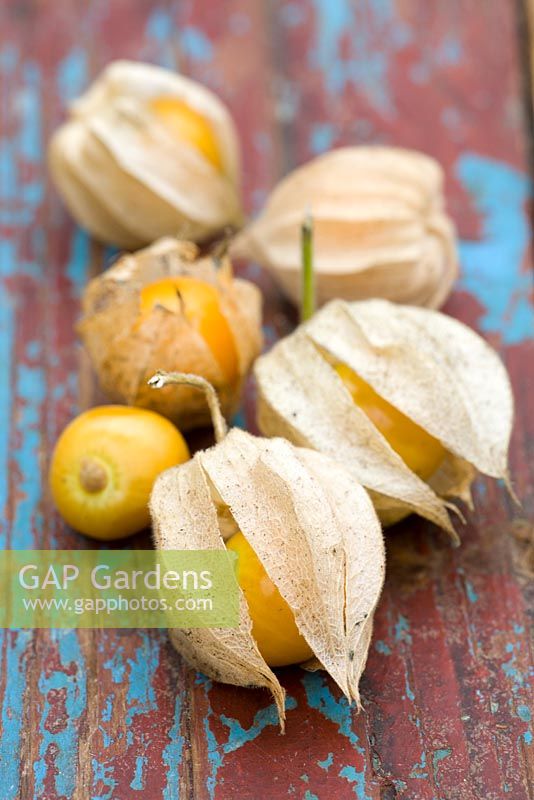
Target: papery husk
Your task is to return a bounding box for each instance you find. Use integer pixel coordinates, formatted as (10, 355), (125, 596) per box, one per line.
(254, 299), (514, 539)
(49, 60), (242, 247)
(232, 147), (458, 309)
(150, 426), (385, 728)
(78, 238), (262, 429)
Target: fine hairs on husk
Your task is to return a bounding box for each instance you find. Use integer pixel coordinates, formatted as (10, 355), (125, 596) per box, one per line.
(79, 238), (262, 430)
(254, 298), (514, 542)
(148, 372), (385, 730)
(49, 60), (242, 248)
(232, 147), (458, 309)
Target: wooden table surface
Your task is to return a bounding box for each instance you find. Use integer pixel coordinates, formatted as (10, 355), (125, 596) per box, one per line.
(1, 1), (533, 798)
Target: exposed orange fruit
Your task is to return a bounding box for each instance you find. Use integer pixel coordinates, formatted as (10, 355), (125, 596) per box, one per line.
(139, 276), (239, 384)
(226, 531), (313, 667)
(149, 96), (222, 171)
(335, 362), (446, 480)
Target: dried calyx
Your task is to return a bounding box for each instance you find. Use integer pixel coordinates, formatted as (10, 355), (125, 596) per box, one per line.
(79, 238), (262, 430)
(232, 146), (458, 309)
(254, 297), (514, 541)
(253, 218), (513, 540)
(148, 371), (385, 729)
(49, 60), (242, 247)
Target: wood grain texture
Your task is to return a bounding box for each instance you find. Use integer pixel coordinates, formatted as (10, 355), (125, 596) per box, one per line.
(0, 1), (532, 798)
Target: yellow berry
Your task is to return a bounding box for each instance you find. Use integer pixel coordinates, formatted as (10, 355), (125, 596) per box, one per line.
(226, 531), (313, 667)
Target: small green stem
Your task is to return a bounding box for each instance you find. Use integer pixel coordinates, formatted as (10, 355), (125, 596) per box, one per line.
(300, 212), (315, 323)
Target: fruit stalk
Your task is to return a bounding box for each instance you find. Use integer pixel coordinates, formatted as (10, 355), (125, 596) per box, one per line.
(148, 371), (228, 443)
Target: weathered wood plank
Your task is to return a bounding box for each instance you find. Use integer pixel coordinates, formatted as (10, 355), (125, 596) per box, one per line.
(0, 1), (532, 799)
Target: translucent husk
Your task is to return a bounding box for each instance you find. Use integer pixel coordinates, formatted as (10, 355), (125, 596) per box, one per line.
(78, 238), (262, 430)
(148, 372), (385, 729)
(48, 60), (242, 247)
(232, 147), (458, 309)
(254, 298), (514, 541)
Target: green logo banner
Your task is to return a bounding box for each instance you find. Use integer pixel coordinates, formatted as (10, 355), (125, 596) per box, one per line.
(0, 550), (239, 629)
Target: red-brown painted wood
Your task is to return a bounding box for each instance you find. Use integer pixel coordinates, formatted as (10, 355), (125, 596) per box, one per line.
(0, 1), (532, 798)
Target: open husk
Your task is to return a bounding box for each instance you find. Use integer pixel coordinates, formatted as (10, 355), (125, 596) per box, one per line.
(254, 299), (514, 541)
(232, 147), (458, 308)
(149, 372), (385, 729)
(49, 60), (242, 247)
(79, 238), (262, 429)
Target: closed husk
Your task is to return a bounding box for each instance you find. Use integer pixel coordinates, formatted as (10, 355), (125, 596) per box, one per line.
(49, 60), (242, 247)
(254, 299), (514, 541)
(232, 147), (458, 308)
(79, 238), (262, 429)
(149, 372), (385, 729)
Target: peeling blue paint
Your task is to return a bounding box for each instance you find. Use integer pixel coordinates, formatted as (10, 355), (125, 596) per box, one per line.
(501, 640), (526, 692)
(409, 750), (427, 780)
(0, 51), (43, 226)
(375, 639), (392, 655)
(457, 154), (533, 344)
(432, 747), (451, 784)
(339, 764), (372, 800)
(0, 246), (14, 547)
(437, 35), (462, 66)
(302, 669), (374, 797)
(309, 0), (408, 115)
(98, 635), (163, 793)
(58, 47), (88, 104)
(162, 696), (185, 800)
(220, 696), (297, 754)
(145, 9), (175, 69)
(517, 703), (533, 745)
(65, 229), (91, 297)
(98, 726), (113, 749)
(197, 673), (297, 800)
(12, 362), (46, 546)
(91, 757), (116, 800)
(394, 614), (412, 644)
(20, 62), (42, 162)
(146, 9), (173, 44)
(103, 644), (126, 683)
(130, 754), (147, 791)
(181, 27), (214, 62)
(404, 674), (415, 703)
(318, 752), (334, 770)
(101, 693), (114, 724)
(34, 631), (87, 799)
(302, 671), (362, 752)
(0, 630), (32, 800)
(125, 633), (160, 724)
(310, 123), (335, 154)
(411, 35), (462, 84)
(465, 579), (479, 604)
